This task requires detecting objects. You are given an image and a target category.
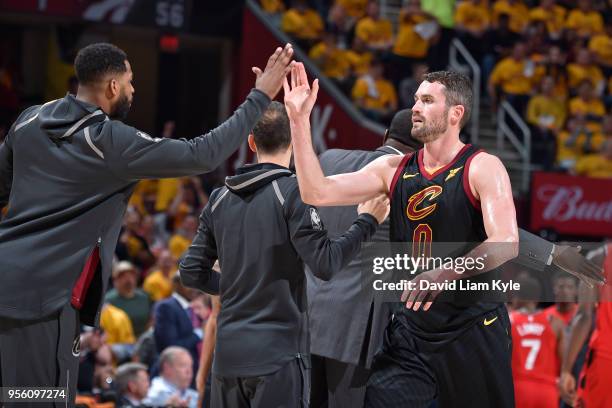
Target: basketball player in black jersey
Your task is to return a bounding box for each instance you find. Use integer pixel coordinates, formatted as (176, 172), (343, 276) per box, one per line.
(284, 64), (519, 407)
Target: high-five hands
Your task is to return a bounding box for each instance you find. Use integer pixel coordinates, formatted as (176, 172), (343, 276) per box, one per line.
(283, 62), (320, 120)
(253, 43), (295, 100)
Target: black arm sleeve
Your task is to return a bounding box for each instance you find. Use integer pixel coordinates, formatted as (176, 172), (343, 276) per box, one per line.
(0, 131), (13, 209)
(104, 89), (270, 180)
(179, 190), (222, 295)
(514, 228), (555, 272)
(286, 185), (378, 281)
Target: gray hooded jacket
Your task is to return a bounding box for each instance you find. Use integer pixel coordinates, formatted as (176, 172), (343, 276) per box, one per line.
(0, 89), (270, 325)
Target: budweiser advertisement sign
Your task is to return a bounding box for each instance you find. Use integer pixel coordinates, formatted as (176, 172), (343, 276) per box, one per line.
(530, 172), (612, 238)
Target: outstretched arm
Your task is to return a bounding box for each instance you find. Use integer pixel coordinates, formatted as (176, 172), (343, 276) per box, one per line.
(284, 63), (397, 206)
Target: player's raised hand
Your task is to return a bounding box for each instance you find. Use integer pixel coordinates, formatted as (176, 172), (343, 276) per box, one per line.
(253, 43), (294, 99)
(283, 62), (319, 120)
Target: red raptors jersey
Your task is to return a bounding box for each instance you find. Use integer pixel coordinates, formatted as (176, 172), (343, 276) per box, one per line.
(510, 309), (559, 385)
(543, 304), (577, 326)
(589, 244), (612, 360)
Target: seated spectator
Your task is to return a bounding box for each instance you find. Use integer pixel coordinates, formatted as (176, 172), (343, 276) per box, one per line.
(309, 32), (352, 92)
(351, 59), (398, 124)
(105, 261), (152, 337)
(565, 0), (604, 39)
(355, 1), (393, 52)
(345, 37), (374, 78)
(115, 362), (150, 407)
(556, 116), (603, 170)
(167, 177), (208, 231)
(481, 13), (523, 89)
(143, 249), (176, 302)
(153, 273), (201, 379)
(281, 0), (324, 50)
(454, 0), (491, 59)
(492, 0), (529, 34)
(588, 19), (612, 76)
(326, 2), (354, 49)
(528, 0), (567, 40)
(575, 139), (612, 178)
(567, 49), (605, 92)
(100, 303), (136, 363)
(116, 208), (155, 270)
(526, 76), (566, 168)
(537, 45), (569, 100)
(336, 0), (368, 20)
(144, 347), (198, 408)
(169, 214), (198, 260)
(391, 0), (437, 83)
(488, 42), (539, 114)
(569, 80), (606, 132)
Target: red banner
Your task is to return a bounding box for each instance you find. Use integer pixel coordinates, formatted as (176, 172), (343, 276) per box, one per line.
(530, 172), (612, 238)
(230, 4), (382, 171)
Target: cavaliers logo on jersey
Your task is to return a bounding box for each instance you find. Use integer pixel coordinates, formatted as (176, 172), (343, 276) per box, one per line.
(406, 185), (443, 221)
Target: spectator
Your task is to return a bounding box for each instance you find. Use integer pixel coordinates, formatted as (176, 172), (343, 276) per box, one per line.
(528, 0), (567, 40)
(345, 36), (374, 77)
(481, 13), (523, 91)
(116, 208), (155, 270)
(105, 261), (152, 337)
(77, 328), (108, 393)
(326, 2), (354, 49)
(354, 1), (393, 52)
(153, 273), (201, 379)
(454, 0), (491, 60)
(115, 362), (150, 407)
(336, 0), (368, 20)
(556, 116), (599, 170)
(390, 0), (438, 83)
(588, 19), (612, 76)
(169, 214), (198, 260)
(569, 80), (606, 132)
(488, 42), (538, 114)
(565, 0), (604, 39)
(567, 48), (605, 92)
(100, 303), (136, 363)
(492, 0), (529, 34)
(538, 45), (569, 100)
(143, 249), (177, 302)
(351, 59), (398, 124)
(260, 0), (285, 14)
(144, 346), (198, 408)
(399, 63), (429, 109)
(526, 76), (566, 168)
(281, 0), (325, 50)
(167, 177), (208, 231)
(575, 138), (612, 178)
(133, 327), (158, 374)
(309, 32), (352, 92)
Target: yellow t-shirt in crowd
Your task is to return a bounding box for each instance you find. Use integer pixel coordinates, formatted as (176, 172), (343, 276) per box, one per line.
(454, 1), (490, 32)
(352, 77), (398, 110)
(392, 12), (430, 58)
(569, 97), (606, 132)
(565, 9), (604, 37)
(337, 0), (368, 18)
(281, 8), (324, 40)
(100, 304), (136, 345)
(260, 0), (284, 13)
(355, 16), (393, 47)
(492, 0), (529, 33)
(169, 234), (191, 260)
(589, 34), (612, 67)
(128, 180), (158, 215)
(143, 269), (174, 302)
(557, 130), (606, 165)
(526, 95), (566, 130)
(345, 49), (373, 76)
(489, 57), (535, 95)
(155, 178), (180, 212)
(566, 63), (604, 90)
(528, 5), (566, 36)
(575, 154), (612, 178)
(309, 42), (351, 80)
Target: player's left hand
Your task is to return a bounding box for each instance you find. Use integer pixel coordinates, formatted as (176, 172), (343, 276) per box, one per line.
(551, 244), (605, 288)
(401, 268), (456, 312)
(283, 62), (319, 120)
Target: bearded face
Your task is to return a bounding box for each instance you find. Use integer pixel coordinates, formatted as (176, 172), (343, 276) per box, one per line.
(109, 86), (132, 120)
(411, 105), (449, 143)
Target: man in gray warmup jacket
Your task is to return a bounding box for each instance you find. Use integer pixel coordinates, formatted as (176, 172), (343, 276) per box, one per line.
(0, 42), (293, 405)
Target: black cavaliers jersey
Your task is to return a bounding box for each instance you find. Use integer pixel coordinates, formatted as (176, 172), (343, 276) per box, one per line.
(389, 144), (498, 343)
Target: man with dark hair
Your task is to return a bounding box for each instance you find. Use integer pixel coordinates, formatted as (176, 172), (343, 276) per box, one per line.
(115, 362), (150, 407)
(0, 41), (293, 403)
(284, 63), (602, 408)
(179, 101), (389, 407)
(308, 109), (418, 408)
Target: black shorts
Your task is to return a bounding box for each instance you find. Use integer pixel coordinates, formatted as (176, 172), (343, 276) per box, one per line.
(365, 305), (514, 408)
(0, 303), (80, 408)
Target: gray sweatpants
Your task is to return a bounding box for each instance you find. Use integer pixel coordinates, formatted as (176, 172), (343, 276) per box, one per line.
(0, 303), (80, 407)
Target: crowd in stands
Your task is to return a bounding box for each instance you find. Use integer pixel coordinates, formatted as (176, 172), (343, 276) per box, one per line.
(262, 0), (612, 178)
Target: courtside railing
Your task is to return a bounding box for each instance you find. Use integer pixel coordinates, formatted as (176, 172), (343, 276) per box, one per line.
(497, 101), (532, 193)
(449, 38), (481, 145)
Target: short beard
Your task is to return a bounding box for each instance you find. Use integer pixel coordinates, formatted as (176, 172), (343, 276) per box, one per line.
(411, 107), (449, 143)
(110, 92), (131, 120)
